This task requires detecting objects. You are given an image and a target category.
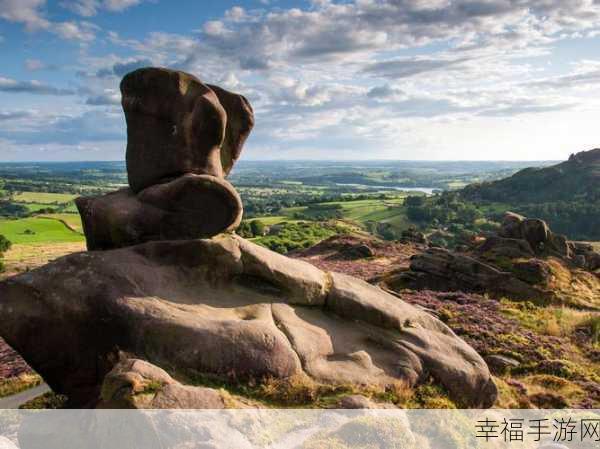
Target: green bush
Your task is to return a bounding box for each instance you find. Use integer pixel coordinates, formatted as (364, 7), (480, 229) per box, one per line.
(250, 220), (266, 236)
(0, 234), (11, 273)
(0, 234), (12, 252)
(253, 222), (341, 254)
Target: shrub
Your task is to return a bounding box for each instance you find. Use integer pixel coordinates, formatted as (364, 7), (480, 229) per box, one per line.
(250, 220), (266, 236)
(0, 234), (11, 273)
(0, 234), (11, 252)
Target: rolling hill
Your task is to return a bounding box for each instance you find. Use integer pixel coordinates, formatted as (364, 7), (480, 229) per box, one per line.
(460, 148), (600, 240)
(462, 148), (600, 203)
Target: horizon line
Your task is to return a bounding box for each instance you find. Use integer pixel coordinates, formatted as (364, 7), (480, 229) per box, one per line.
(0, 158), (562, 164)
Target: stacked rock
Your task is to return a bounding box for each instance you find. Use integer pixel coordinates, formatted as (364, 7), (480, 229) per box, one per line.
(0, 67), (499, 410)
(76, 67), (254, 250)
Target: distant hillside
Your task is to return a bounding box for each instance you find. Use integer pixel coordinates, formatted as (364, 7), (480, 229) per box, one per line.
(462, 148), (600, 240)
(462, 148), (600, 203)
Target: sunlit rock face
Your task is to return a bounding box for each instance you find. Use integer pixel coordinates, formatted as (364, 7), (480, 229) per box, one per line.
(76, 67), (254, 250)
(0, 235), (497, 408)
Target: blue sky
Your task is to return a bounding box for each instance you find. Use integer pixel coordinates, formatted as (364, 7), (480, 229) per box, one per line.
(1, 0), (600, 161)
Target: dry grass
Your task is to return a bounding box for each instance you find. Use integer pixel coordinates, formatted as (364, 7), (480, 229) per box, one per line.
(19, 392), (67, 409)
(544, 258), (600, 309)
(542, 307), (595, 337)
(183, 369), (419, 408)
(258, 375), (418, 408)
(1, 242), (86, 278)
(0, 373), (43, 398)
(501, 300), (598, 338)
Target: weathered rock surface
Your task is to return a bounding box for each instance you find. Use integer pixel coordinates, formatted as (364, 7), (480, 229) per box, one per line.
(121, 68), (253, 192)
(388, 247), (540, 300)
(499, 212), (572, 258)
(99, 358), (229, 409)
(477, 236), (534, 259)
(77, 174), (242, 250)
(389, 213), (600, 309)
(484, 355), (520, 375)
(336, 394), (395, 409)
(0, 235), (496, 408)
(570, 241), (600, 271)
(400, 228), (428, 245)
(339, 243), (375, 260)
(76, 67), (253, 250)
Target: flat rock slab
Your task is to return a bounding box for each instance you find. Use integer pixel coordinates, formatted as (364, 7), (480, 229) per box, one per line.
(0, 235), (496, 408)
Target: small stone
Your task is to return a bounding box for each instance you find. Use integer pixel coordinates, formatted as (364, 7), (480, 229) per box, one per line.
(340, 244), (375, 259)
(484, 355), (520, 375)
(338, 395), (375, 409)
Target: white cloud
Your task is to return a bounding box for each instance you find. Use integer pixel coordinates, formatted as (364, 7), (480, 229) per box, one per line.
(225, 6), (247, 22)
(86, 89), (121, 105)
(103, 0), (141, 12)
(6, 0), (600, 160)
(61, 0), (98, 17)
(0, 138), (124, 161)
(527, 60), (600, 90)
(0, 0), (49, 30)
(60, 0), (142, 16)
(363, 57), (469, 79)
(0, 0), (100, 42)
(52, 20), (98, 42)
(185, 0), (600, 71)
(0, 77), (75, 95)
(0, 110), (35, 121)
(0, 109), (124, 145)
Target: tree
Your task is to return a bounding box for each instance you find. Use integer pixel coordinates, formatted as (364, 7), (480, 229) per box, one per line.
(0, 234), (11, 253)
(405, 195), (425, 207)
(250, 220), (266, 236)
(0, 234), (11, 273)
(236, 221), (253, 238)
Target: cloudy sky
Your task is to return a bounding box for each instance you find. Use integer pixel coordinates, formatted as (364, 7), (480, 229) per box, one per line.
(1, 0), (600, 161)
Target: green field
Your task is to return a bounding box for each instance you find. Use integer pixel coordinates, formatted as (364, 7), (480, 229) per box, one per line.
(246, 216), (299, 225)
(0, 216), (84, 244)
(17, 203), (58, 212)
(280, 197), (409, 228)
(39, 213), (84, 232)
(10, 191), (78, 203)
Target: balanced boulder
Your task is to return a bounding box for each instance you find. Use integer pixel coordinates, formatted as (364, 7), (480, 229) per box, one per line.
(77, 67), (254, 250)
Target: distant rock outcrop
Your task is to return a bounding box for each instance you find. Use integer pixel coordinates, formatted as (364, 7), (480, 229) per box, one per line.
(76, 68), (254, 250)
(387, 212), (600, 309)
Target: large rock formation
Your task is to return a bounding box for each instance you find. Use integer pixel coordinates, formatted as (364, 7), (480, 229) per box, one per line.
(0, 235), (497, 408)
(76, 68), (254, 250)
(0, 67), (498, 409)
